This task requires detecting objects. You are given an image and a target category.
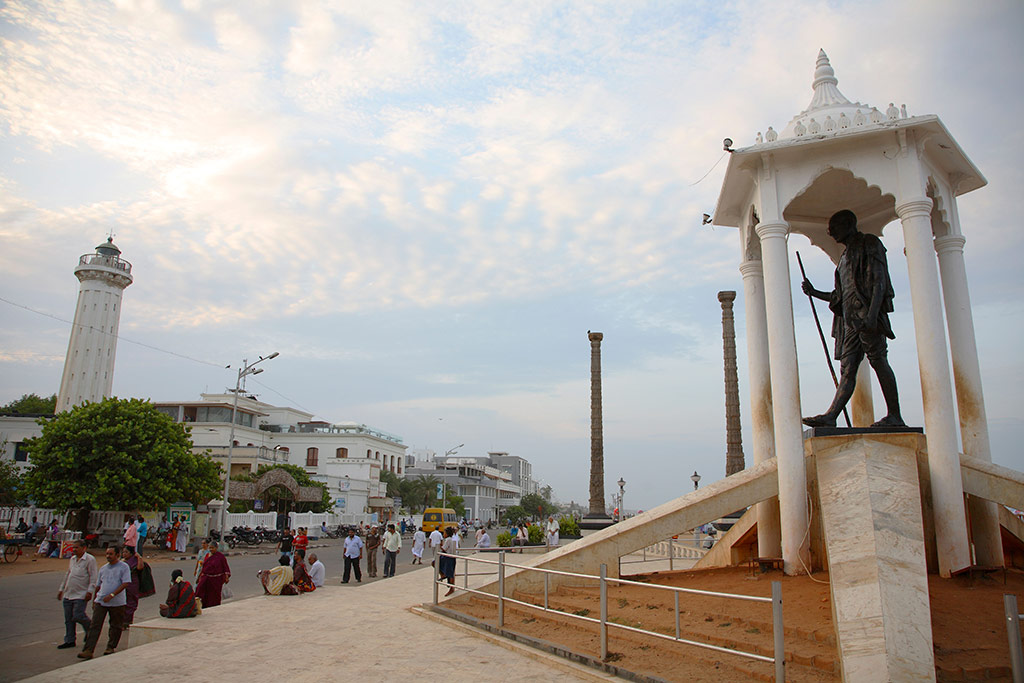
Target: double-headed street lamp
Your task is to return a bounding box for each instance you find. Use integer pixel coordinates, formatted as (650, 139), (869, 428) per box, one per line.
(219, 352), (279, 533)
(440, 443), (463, 507)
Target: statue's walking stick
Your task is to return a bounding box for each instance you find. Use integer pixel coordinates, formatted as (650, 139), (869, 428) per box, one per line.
(796, 252), (851, 428)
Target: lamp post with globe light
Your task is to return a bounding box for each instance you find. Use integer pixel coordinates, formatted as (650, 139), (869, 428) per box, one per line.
(219, 352), (279, 534)
(618, 478), (626, 521)
(690, 471), (701, 546)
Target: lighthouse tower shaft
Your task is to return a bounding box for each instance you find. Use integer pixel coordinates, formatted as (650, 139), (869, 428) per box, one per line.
(56, 238), (133, 412)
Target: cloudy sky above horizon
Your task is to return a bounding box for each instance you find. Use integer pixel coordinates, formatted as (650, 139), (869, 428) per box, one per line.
(2, 0), (1022, 509)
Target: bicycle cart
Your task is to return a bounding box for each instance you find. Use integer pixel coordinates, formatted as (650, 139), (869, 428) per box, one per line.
(0, 538), (24, 563)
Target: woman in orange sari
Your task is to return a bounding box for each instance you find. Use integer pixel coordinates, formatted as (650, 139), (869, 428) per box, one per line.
(166, 516), (180, 550)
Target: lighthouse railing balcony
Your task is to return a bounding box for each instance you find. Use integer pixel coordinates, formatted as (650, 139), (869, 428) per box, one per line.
(79, 253), (132, 274)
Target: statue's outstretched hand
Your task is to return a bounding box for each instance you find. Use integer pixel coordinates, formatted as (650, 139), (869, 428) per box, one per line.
(801, 279), (814, 296)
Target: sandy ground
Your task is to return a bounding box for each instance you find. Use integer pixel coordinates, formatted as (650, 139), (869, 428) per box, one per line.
(445, 565), (1024, 682)
(0, 546), (199, 578)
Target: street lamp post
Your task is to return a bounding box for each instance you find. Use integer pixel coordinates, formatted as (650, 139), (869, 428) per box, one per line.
(690, 471), (701, 547)
(219, 352), (279, 533)
(441, 443), (463, 508)
(617, 477), (626, 521)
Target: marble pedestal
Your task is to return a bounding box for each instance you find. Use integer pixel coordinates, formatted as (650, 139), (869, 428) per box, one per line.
(809, 433), (935, 683)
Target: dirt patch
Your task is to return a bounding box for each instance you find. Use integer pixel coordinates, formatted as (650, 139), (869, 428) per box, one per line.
(443, 565), (1024, 682)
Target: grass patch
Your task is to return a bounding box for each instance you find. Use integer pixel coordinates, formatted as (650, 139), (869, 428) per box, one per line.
(617, 598), (629, 608)
(572, 608), (591, 617)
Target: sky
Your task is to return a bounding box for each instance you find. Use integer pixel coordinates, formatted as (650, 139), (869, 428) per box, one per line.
(1, 0), (1022, 511)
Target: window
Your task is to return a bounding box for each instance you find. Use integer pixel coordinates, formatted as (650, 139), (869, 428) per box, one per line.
(13, 442), (28, 462)
(306, 447), (319, 467)
(425, 513), (439, 522)
(367, 449), (372, 458)
(336, 447), (348, 458)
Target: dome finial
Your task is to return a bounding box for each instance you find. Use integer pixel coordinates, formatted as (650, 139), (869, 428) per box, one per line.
(807, 49), (850, 111)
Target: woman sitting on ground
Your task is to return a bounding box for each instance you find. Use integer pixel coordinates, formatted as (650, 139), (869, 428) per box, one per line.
(259, 555), (298, 595)
(291, 549), (316, 593)
(160, 569), (199, 618)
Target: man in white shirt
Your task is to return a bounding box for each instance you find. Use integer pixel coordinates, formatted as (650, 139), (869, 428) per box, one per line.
(307, 553), (325, 587)
(381, 524), (402, 578)
(342, 529), (363, 583)
(56, 540), (97, 649)
(428, 528), (443, 560)
(411, 527), (426, 564)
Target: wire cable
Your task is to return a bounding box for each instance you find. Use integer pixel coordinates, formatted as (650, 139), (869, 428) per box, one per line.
(0, 294), (227, 369)
(689, 151), (728, 186)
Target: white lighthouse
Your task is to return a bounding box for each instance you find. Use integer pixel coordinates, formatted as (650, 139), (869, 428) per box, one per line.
(56, 237), (133, 412)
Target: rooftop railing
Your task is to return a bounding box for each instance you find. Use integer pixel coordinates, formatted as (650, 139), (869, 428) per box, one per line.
(78, 253), (132, 274)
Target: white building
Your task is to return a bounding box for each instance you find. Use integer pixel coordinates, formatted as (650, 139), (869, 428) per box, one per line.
(153, 393), (405, 517)
(404, 450), (544, 523)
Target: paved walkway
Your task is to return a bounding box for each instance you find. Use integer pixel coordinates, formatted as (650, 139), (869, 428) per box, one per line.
(22, 553), (614, 683)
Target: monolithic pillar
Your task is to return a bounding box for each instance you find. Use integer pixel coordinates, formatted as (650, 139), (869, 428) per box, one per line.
(740, 259), (782, 557)
(719, 291), (745, 476)
(755, 221), (810, 574)
(588, 331), (606, 517)
(935, 233), (1002, 566)
(897, 199), (970, 575)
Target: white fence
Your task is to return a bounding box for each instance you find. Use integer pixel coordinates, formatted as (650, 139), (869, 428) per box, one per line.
(1, 506), (145, 534)
(289, 511), (372, 530)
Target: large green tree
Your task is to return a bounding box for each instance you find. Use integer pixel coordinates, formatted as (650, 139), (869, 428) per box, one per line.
(1, 393), (56, 415)
(22, 398), (222, 521)
(0, 458), (28, 506)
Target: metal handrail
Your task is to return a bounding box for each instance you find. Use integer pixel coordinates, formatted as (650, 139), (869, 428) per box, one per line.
(433, 550), (786, 681)
(1007, 594), (1023, 683)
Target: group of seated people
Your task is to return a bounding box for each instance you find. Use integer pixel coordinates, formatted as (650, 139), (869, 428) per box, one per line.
(258, 548), (324, 596)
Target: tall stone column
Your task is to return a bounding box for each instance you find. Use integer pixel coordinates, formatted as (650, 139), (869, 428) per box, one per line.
(897, 199), (970, 576)
(740, 260), (782, 557)
(588, 331), (607, 517)
(755, 221), (810, 574)
(934, 234), (1002, 566)
(719, 291), (745, 476)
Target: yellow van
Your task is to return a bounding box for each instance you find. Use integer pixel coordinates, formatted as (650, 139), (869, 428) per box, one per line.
(420, 508), (458, 534)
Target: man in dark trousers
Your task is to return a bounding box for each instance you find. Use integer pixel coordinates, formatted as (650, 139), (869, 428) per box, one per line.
(801, 209), (905, 428)
(342, 528), (363, 583)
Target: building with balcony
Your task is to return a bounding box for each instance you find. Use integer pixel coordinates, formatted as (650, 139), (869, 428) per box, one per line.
(153, 393), (406, 516)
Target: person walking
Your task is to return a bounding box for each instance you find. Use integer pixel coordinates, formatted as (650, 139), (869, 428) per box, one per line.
(122, 520), (138, 555)
(194, 541), (231, 608)
(382, 523), (401, 578)
(429, 527), (443, 560)
(411, 527), (426, 564)
(342, 528), (363, 583)
(277, 528), (294, 562)
(136, 516), (148, 554)
(174, 516), (189, 553)
(440, 527), (458, 596)
(56, 540), (97, 650)
(364, 526), (380, 577)
(293, 527), (308, 558)
(194, 538), (210, 581)
(78, 546), (131, 659)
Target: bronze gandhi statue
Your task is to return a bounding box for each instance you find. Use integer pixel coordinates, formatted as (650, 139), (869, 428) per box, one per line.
(801, 210), (905, 428)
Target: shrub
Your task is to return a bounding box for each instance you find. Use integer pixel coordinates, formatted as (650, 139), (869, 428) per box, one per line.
(527, 524), (543, 544)
(497, 531), (512, 547)
(559, 516), (580, 536)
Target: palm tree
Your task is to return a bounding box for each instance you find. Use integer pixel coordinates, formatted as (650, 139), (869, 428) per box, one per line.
(414, 474), (441, 512)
